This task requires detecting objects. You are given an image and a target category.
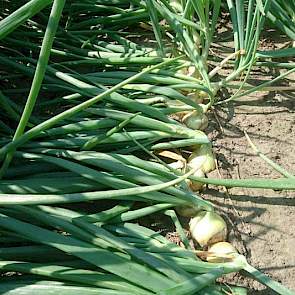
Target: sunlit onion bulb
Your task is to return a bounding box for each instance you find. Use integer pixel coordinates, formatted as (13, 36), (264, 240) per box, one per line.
(187, 144), (216, 174)
(189, 211), (227, 247)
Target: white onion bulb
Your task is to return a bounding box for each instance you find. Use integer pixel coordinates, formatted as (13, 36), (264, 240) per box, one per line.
(187, 144), (216, 174)
(189, 211), (227, 247)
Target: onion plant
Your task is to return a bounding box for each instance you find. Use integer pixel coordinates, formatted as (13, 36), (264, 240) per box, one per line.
(0, 1), (294, 294)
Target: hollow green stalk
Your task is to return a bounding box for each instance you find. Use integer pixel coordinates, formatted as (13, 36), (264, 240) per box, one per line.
(0, 0), (66, 177)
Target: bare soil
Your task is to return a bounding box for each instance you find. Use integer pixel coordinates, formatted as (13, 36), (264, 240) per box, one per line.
(205, 89), (295, 293)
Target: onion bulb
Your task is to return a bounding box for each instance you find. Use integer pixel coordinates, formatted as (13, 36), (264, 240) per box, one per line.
(207, 242), (238, 263)
(182, 110), (208, 131)
(187, 144), (216, 174)
(189, 211), (227, 247)
(187, 168), (205, 191)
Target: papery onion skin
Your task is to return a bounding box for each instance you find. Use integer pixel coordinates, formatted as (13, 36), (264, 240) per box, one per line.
(207, 242), (238, 263)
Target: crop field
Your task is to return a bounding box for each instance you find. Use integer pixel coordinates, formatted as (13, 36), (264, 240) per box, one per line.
(0, 1), (294, 294)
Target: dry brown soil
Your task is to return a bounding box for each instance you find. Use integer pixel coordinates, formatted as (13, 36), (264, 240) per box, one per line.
(204, 89), (295, 294)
